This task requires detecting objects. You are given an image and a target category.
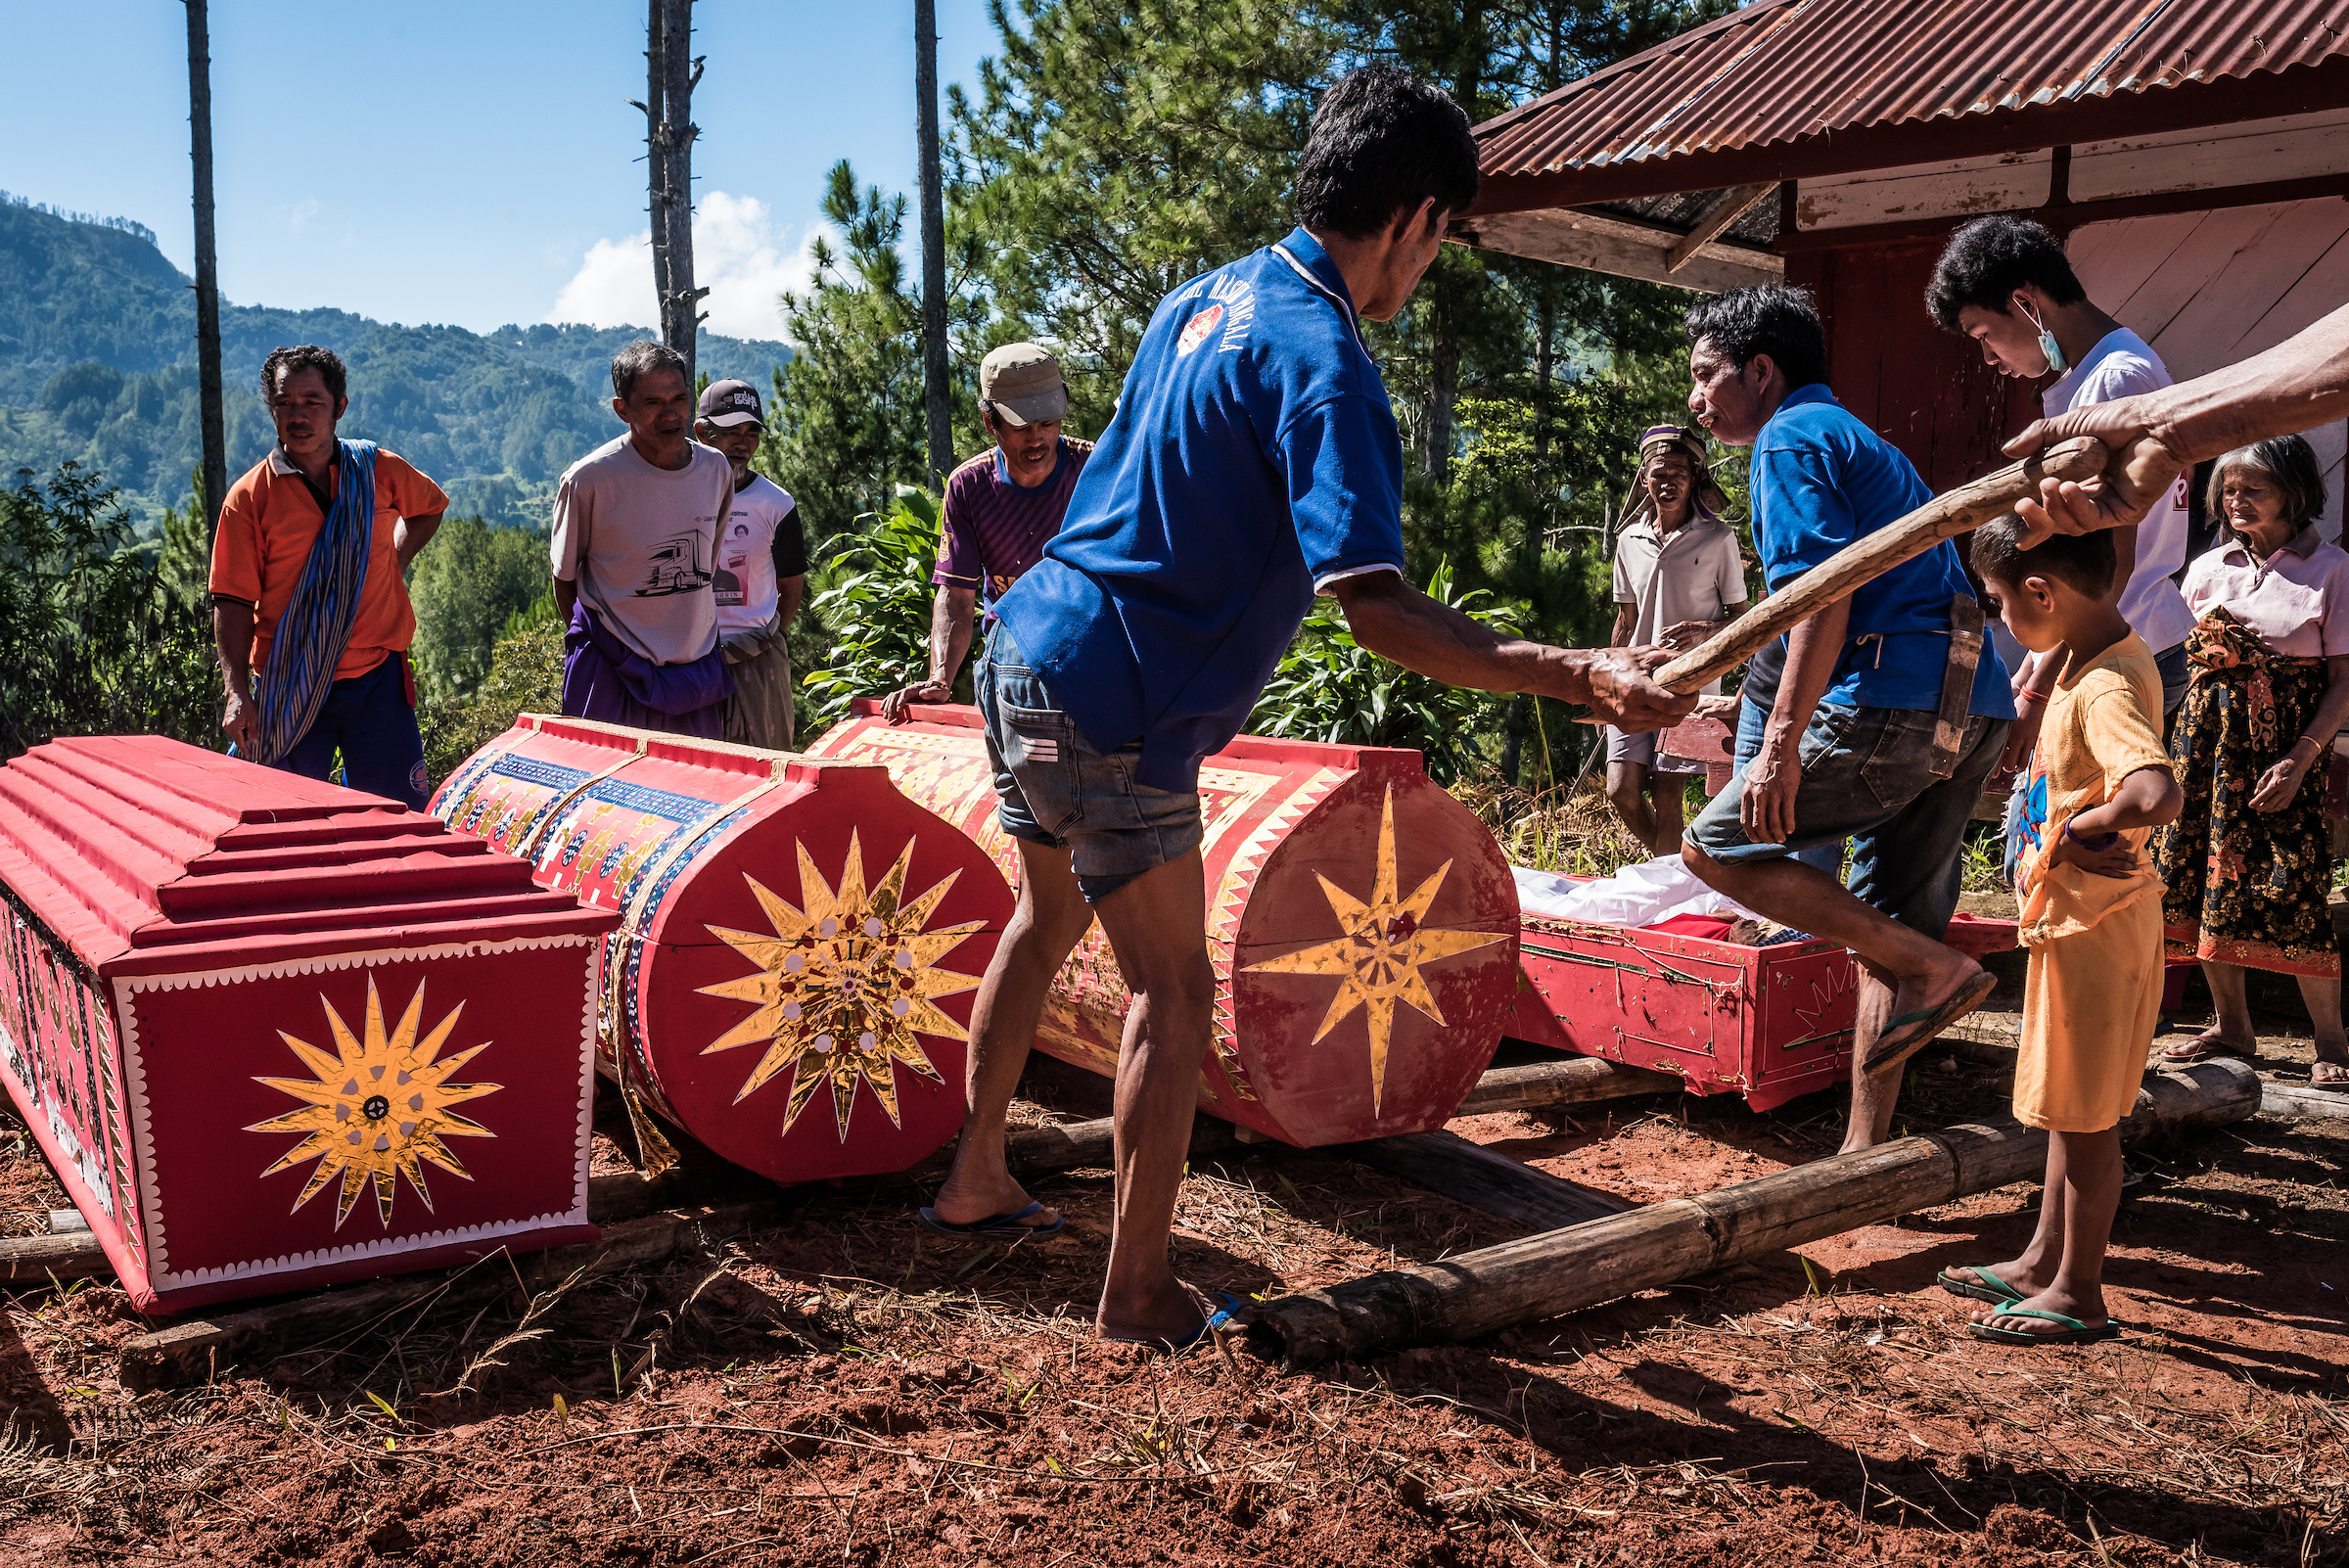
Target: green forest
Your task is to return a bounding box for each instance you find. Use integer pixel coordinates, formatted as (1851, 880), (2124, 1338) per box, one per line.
(0, 193), (793, 528)
(3, 0), (1748, 794)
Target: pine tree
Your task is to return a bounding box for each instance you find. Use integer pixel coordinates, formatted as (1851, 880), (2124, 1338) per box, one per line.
(758, 162), (929, 546)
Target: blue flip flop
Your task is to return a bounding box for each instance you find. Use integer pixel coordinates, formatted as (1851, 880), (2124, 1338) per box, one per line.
(1105, 1292), (1249, 1352)
(1937, 1265), (2024, 1306)
(916, 1200), (1065, 1242)
(1966, 1308), (2124, 1346)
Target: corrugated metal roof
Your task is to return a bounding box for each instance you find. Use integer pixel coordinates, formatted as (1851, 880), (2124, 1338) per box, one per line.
(1478, 0), (2349, 189)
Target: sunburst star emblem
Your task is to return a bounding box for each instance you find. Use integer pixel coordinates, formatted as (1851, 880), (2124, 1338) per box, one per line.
(1244, 786), (1506, 1113)
(248, 976), (500, 1228)
(699, 833), (984, 1141)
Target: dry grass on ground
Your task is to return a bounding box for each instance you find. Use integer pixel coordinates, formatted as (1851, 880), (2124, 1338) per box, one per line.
(2, 994), (2345, 1568)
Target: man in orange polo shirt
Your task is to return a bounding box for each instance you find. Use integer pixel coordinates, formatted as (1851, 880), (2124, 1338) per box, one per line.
(210, 345), (447, 807)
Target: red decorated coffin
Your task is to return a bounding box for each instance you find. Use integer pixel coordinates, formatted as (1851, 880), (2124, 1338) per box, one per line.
(1510, 913), (1855, 1112)
(803, 703), (1519, 1145)
(0, 736), (616, 1314)
(432, 716), (1011, 1182)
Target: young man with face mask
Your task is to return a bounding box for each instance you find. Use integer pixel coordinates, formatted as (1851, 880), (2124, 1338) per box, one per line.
(1929, 215), (2199, 884)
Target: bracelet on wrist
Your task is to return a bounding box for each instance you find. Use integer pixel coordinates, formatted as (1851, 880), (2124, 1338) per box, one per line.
(2017, 688), (2050, 705)
(2063, 819), (2120, 850)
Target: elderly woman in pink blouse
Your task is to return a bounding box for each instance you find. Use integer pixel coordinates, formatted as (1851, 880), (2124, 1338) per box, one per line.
(2152, 434), (2349, 1085)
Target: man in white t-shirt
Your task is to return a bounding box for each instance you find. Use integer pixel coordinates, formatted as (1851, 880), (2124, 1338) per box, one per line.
(550, 342), (737, 738)
(1930, 214), (2200, 879)
(1604, 424), (1749, 853)
(696, 379), (806, 750)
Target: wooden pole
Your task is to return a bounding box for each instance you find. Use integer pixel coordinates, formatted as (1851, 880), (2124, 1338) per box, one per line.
(1455, 1057), (1681, 1115)
(914, 0), (952, 490)
(2260, 1081), (2349, 1120)
(1654, 438), (2110, 696)
(183, 0), (226, 536)
(1248, 1059), (2260, 1367)
(638, 0), (705, 378)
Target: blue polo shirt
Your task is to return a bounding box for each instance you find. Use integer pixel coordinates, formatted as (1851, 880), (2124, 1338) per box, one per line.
(993, 227), (1406, 790)
(1750, 385), (2012, 718)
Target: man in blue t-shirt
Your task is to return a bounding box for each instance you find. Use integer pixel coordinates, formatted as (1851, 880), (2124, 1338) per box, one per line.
(1680, 288), (2014, 1154)
(917, 66), (1694, 1347)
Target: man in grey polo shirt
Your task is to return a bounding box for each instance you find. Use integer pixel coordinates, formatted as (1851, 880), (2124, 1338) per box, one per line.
(1604, 424), (1748, 853)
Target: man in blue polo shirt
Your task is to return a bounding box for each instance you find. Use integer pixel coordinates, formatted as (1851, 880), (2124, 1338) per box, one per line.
(916, 65), (1694, 1346)
(1680, 288), (2013, 1155)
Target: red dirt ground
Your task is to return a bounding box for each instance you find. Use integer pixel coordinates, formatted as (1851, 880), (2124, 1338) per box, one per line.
(2, 996), (2343, 1566)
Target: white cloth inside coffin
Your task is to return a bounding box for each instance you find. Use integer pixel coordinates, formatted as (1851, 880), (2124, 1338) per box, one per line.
(1511, 855), (1764, 929)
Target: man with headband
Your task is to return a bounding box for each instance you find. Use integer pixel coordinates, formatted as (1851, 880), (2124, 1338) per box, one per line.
(1603, 424), (1749, 853)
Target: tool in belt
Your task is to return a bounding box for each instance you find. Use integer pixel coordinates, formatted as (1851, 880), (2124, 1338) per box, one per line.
(1928, 593), (1985, 778)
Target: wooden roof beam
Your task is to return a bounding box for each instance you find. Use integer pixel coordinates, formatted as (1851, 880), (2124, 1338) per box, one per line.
(1667, 182), (1776, 272)
(1451, 204), (1784, 293)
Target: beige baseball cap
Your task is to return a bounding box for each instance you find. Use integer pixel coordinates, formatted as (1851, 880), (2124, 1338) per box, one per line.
(979, 342), (1068, 427)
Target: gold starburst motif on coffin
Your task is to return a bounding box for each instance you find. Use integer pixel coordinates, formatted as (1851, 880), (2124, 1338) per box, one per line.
(247, 976), (501, 1229)
(1244, 786), (1506, 1113)
(699, 833), (984, 1141)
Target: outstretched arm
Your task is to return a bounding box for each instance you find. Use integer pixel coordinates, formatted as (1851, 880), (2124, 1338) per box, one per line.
(882, 585), (978, 723)
(2008, 300), (2349, 539)
(1331, 571), (1695, 732)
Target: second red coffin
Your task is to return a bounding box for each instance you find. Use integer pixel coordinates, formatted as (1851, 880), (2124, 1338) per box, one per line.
(433, 717), (1012, 1183)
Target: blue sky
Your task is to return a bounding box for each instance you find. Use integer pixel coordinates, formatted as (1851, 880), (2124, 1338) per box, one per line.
(1, 1), (1000, 341)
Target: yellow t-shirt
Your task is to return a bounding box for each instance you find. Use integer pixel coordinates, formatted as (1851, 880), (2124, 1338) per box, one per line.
(2017, 631), (2173, 945)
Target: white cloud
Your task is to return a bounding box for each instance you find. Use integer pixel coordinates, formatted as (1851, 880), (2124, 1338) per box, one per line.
(545, 191), (824, 343)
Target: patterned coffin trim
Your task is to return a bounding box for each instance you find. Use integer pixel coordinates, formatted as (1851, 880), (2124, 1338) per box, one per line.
(115, 935), (598, 1291)
(1205, 765), (1348, 1100)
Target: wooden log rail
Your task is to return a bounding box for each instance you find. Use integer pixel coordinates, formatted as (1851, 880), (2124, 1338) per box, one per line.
(1654, 438), (2108, 696)
(12, 1055), (1679, 1289)
(1248, 1059), (2259, 1367)
(8, 1053), (1680, 1388)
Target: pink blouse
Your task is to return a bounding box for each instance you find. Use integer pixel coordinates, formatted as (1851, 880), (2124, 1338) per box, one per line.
(2181, 526), (2349, 658)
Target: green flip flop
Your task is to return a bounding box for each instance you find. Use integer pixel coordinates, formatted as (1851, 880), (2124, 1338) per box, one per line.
(1937, 1265), (2024, 1306)
(1862, 970), (1997, 1079)
(1966, 1307), (2123, 1346)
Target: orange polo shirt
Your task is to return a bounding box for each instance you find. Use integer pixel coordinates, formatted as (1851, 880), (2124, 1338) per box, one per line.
(209, 445), (448, 681)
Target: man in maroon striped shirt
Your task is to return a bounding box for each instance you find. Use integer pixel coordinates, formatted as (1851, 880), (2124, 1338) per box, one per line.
(882, 344), (1093, 721)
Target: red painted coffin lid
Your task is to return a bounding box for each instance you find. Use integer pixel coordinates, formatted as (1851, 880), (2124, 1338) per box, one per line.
(0, 735), (615, 977)
(853, 699), (1432, 781)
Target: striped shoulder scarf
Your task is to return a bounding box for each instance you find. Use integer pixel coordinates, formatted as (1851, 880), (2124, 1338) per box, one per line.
(245, 439), (379, 767)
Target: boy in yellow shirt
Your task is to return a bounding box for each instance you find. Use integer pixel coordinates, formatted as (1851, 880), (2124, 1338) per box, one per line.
(1941, 517), (2183, 1345)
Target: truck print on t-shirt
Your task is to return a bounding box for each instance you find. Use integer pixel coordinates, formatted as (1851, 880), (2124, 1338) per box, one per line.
(636, 529), (714, 597)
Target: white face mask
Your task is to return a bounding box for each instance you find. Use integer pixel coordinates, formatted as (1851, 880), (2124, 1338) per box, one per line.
(2017, 295), (2068, 376)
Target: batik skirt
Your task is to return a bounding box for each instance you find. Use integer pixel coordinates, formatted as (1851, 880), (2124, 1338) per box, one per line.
(2151, 653), (2339, 977)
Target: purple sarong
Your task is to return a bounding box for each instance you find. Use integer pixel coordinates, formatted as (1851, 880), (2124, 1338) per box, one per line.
(561, 602), (732, 739)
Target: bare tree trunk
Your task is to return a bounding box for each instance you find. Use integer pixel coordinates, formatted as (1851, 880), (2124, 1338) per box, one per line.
(915, 0), (952, 489)
(1419, 5), (1486, 490)
(183, 0), (225, 537)
(641, 0), (706, 379)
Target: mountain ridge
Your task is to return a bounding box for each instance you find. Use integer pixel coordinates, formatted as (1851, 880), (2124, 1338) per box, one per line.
(0, 194), (793, 526)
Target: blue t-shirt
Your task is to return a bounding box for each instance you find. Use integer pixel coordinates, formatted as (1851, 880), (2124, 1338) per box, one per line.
(994, 228), (1406, 790)
(1750, 385), (2012, 718)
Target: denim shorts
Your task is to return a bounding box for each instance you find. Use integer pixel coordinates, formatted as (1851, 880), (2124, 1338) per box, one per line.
(1731, 697), (1844, 878)
(976, 626), (1204, 903)
(1691, 703), (2009, 939)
